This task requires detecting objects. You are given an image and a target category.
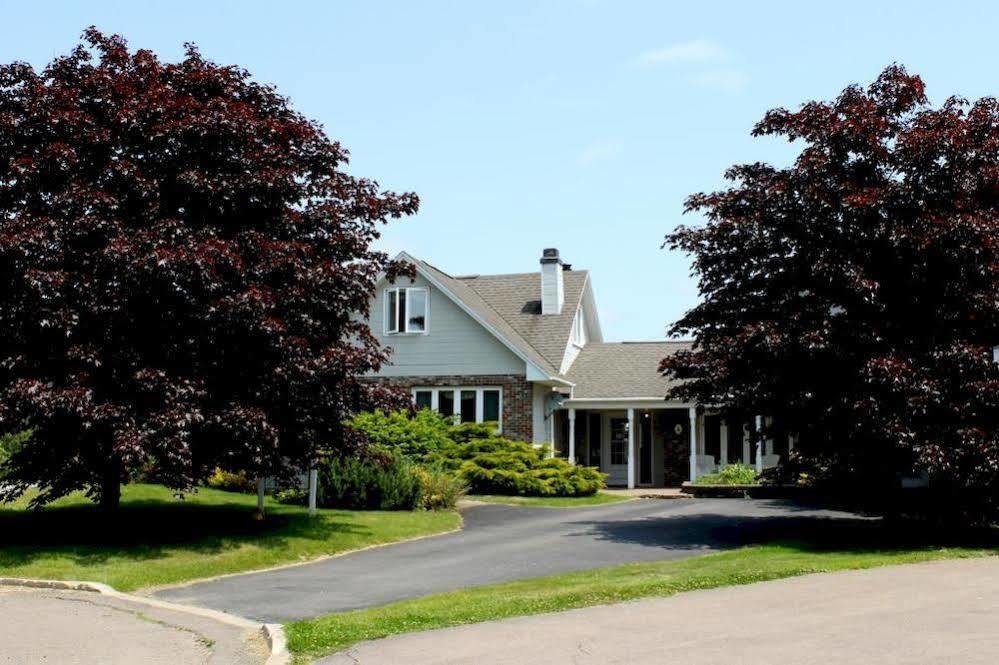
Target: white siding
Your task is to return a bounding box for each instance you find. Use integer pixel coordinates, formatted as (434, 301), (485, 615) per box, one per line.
(532, 383), (550, 444)
(371, 274), (525, 376)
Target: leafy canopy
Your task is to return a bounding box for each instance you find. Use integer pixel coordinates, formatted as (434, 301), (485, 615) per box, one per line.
(0, 29), (416, 508)
(664, 66), (999, 520)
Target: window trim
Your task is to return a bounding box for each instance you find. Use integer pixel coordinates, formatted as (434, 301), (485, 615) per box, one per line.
(411, 386), (502, 432)
(384, 286), (430, 335)
(571, 307), (587, 348)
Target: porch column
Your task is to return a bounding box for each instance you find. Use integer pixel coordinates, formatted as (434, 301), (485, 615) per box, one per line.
(627, 408), (636, 489)
(765, 416), (775, 458)
(754, 415), (764, 473)
(742, 423), (751, 465)
(568, 408), (576, 465)
(789, 432), (797, 453)
(688, 406), (697, 482)
(719, 419), (729, 466)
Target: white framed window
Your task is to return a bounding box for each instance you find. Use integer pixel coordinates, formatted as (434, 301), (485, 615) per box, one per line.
(385, 287), (429, 335)
(570, 307), (587, 347)
(411, 387), (502, 431)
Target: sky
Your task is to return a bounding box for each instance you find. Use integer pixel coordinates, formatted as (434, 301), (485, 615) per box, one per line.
(3, 1), (999, 340)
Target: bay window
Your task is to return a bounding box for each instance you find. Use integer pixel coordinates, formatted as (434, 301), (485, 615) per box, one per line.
(411, 387), (503, 430)
(385, 287), (428, 334)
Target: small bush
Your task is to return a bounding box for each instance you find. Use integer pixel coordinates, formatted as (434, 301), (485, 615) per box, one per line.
(206, 468), (256, 493)
(275, 487), (307, 505)
(695, 464), (760, 486)
(414, 466), (466, 510)
(319, 452), (423, 510)
(0, 430), (30, 464)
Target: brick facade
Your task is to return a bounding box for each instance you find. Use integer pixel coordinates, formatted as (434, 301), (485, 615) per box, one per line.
(368, 374), (534, 442)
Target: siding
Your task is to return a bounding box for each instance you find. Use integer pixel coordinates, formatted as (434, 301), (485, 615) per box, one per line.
(371, 274), (526, 377)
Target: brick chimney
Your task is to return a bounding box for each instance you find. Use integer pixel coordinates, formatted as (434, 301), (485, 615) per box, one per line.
(540, 248), (564, 315)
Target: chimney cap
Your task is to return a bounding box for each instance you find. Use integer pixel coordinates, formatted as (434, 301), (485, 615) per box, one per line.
(541, 247), (561, 263)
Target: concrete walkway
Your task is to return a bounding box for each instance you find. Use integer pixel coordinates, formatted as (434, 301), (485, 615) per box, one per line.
(0, 586), (268, 664)
(321, 557), (999, 665)
(154, 498), (865, 622)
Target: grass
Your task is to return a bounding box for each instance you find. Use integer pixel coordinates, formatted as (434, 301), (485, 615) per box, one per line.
(0, 483), (460, 592)
(465, 492), (631, 508)
(287, 534), (997, 659)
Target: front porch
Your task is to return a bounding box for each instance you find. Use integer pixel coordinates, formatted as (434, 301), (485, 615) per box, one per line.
(552, 401), (794, 489)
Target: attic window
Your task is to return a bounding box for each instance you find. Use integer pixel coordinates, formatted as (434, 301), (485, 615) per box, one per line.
(571, 307), (587, 347)
(385, 287), (428, 334)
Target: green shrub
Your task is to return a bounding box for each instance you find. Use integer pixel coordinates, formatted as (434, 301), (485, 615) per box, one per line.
(346, 409), (454, 462)
(695, 464), (760, 486)
(454, 439), (605, 497)
(319, 452), (423, 510)
(347, 409), (605, 499)
(275, 487), (307, 505)
(0, 430), (30, 464)
(414, 466), (466, 510)
(206, 468), (256, 493)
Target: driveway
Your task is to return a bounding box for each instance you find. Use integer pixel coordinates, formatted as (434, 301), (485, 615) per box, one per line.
(153, 498), (866, 622)
(320, 557), (999, 665)
(0, 586), (267, 664)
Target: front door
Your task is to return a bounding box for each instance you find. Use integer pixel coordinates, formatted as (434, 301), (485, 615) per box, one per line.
(607, 418), (628, 486)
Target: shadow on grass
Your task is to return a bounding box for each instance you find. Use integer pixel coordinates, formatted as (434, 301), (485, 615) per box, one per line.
(567, 502), (999, 557)
(0, 496), (374, 570)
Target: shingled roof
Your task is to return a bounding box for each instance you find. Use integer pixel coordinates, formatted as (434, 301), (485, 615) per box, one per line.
(412, 257), (577, 378)
(453, 271), (588, 371)
(564, 341), (692, 399)
(398, 253), (688, 394)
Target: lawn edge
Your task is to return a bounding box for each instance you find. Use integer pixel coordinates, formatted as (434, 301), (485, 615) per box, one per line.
(287, 547), (996, 659)
(138, 512), (464, 595)
(0, 576), (291, 664)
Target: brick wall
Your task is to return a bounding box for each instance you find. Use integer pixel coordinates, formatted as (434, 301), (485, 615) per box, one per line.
(367, 374), (534, 442)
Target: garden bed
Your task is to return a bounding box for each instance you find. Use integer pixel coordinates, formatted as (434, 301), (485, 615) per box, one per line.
(681, 482), (810, 499)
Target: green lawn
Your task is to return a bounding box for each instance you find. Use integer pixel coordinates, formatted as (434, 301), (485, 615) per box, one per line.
(0, 484), (460, 592)
(287, 540), (997, 660)
(465, 492), (631, 508)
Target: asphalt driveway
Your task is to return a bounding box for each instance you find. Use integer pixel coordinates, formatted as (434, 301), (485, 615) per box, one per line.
(152, 498), (867, 622)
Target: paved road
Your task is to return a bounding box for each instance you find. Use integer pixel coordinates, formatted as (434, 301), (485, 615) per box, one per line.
(321, 557), (999, 665)
(153, 498), (866, 622)
(0, 586), (267, 664)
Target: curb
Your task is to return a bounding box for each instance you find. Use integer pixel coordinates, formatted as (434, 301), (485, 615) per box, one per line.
(0, 577), (291, 664)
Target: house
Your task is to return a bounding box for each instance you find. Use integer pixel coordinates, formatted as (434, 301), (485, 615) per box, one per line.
(369, 248), (792, 488)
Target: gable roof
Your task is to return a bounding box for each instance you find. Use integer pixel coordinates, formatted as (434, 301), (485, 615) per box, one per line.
(564, 341), (692, 399)
(453, 271), (589, 371)
(402, 255), (564, 380)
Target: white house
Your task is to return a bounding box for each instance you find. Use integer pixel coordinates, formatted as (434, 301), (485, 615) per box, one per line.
(369, 248), (791, 488)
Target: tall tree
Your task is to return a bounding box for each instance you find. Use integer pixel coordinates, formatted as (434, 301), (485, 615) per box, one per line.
(663, 66), (999, 521)
(0, 29), (416, 509)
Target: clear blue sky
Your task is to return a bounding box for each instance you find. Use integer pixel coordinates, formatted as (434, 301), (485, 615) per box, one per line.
(4, 1), (998, 340)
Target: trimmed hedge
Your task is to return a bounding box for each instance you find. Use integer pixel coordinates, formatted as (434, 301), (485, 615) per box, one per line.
(452, 440), (604, 497)
(348, 409), (607, 498)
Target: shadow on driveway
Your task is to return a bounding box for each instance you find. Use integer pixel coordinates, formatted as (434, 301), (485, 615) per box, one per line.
(152, 497), (926, 622)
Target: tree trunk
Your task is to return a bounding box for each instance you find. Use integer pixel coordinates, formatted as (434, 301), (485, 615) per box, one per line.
(99, 458), (122, 512)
